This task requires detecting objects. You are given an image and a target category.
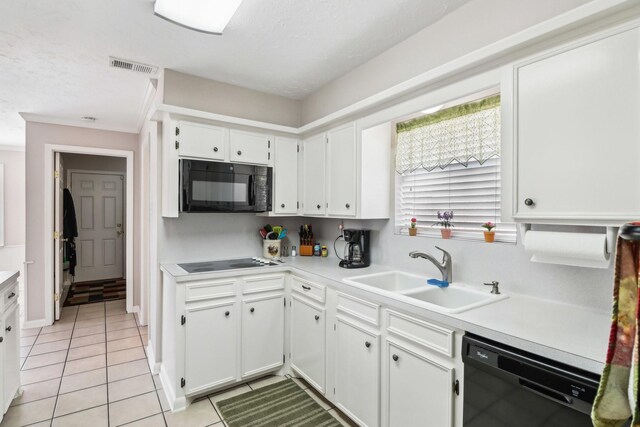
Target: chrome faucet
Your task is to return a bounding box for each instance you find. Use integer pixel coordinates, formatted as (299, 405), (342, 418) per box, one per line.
(409, 246), (453, 283)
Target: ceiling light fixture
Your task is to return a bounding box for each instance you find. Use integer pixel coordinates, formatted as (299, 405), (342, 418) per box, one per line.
(154, 0), (244, 35)
(81, 116), (97, 122)
(421, 104), (444, 115)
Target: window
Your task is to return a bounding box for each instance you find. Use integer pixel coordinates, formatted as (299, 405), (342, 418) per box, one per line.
(395, 94), (516, 243)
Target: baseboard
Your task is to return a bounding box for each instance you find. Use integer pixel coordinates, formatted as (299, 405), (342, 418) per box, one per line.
(22, 318), (48, 329)
(159, 365), (187, 412)
(146, 343), (161, 375)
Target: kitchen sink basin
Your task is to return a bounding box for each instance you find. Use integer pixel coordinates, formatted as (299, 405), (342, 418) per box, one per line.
(343, 271), (429, 292)
(343, 270), (508, 314)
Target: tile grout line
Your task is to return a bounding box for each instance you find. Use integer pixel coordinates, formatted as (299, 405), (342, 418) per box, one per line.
(103, 303), (111, 427)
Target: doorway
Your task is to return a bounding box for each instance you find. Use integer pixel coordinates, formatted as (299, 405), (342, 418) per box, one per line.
(44, 145), (134, 324)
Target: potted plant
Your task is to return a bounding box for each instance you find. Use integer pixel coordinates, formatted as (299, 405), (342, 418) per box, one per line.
(433, 210), (454, 239)
(482, 221), (496, 243)
(409, 217), (418, 236)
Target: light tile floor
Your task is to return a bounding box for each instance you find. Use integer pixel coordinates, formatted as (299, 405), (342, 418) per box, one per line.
(2, 300), (355, 427)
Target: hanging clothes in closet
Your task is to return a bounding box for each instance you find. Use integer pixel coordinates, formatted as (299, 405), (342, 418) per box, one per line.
(63, 188), (78, 276)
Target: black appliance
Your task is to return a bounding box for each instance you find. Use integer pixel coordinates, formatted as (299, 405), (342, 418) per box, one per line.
(178, 258), (278, 273)
(180, 160), (272, 213)
(462, 333), (621, 427)
(339, 229), (371, 269)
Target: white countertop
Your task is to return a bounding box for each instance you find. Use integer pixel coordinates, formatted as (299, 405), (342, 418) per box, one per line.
(0, 271), (19, 290)
(161, 257), (610, 374)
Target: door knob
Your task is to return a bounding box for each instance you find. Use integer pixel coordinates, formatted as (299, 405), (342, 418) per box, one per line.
(524, 198), (535, 207)
(314, 315), (320, 321)
(365, 341), (371, 348)
(392, 354), (399, 362)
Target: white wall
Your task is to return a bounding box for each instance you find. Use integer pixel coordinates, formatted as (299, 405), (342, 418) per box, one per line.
(0, 149), (25, 247)
(301, 0), (591, 123)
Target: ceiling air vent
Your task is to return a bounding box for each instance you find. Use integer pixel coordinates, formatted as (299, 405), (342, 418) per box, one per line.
(109, 57), (158, 75)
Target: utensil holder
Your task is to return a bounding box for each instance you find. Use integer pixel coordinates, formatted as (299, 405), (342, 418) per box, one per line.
(299, 244), (314, 256)
(263, 240), (282, 259)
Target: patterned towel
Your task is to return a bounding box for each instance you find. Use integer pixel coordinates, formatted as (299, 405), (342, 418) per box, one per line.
(592, 236), (638, 426)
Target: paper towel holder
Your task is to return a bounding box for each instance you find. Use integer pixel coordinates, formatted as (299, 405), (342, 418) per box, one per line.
(518, 223), (618, 255)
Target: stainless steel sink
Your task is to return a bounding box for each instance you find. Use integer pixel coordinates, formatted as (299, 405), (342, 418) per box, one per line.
(343, 271), (508, 314)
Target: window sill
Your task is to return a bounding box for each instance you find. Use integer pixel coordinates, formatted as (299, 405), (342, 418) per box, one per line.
(396, 228), (517, 244)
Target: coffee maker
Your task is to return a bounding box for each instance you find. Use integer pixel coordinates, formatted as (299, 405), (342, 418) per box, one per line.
(339, 229), (371, 269)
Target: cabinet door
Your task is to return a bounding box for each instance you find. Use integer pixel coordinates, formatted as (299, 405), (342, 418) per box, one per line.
(514, 26), (640, 220)
(327, 122), (357, 217)
(178, 121), (227, 161)
(2, 303), (19, 412)
(185, 302), (237, 395)
(242, 295), (284, 377)
(302, 134), (326, 215)
(386, 341), (454, 427)
(274, 136), (298, 214)
(0, 317), (4, 422)
(290, 296), (326, 392)
(335, 318), (380, 427)
(230, 130), (271, 165)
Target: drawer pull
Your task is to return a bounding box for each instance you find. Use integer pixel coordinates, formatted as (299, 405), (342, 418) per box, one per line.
(281, 203), (285, 208)
(224, 311), (230, 317)
(317, 204), (321, 210)
(365, 341), (371, 348)
(213, 147), (219, 152)
(524, 198), (535, 207)
(5, 326), (11, 332)
(392, 354), (399, 362)
(7, 292), (15, 299)
(250, 307), (255, 313)
(314, 315), (320, 321)
(301, 285), (311, 291)
(346, 203), (350, 209)
(237, 150), (242, 156)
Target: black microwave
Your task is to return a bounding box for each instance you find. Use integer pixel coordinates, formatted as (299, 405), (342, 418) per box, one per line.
(180, 160), (272, 213)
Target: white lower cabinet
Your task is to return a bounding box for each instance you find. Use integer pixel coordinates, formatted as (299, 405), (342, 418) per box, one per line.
(386, 339), (455, 427)
(184, 301), (238, 395)
(2, 302), (20, 413)
(290, 294), (326, 393)
(242, 295), (285, 377)
(334, 317), (380, 427)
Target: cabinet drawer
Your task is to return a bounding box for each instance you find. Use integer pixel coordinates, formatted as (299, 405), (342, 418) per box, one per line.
(386, 310), (454, 357)
(0, 281), (18, 312)
(291, 277), (325, 304)
(185, 278), (236, 302)
(242, 274), (285, 295)
(337, 292), (380, 327)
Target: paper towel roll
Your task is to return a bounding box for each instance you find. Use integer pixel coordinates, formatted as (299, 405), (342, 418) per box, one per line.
(524, 230), (610, 268)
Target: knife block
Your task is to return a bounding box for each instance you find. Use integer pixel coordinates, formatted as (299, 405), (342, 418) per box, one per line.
(299, 244), (314, 256)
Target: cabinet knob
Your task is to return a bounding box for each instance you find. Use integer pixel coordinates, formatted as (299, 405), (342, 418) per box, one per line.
(345, 203), (350, 209)
(314, 315), (320, 321)
(5, 326), (10, 332)
(365, 341), (371, 348)
(7, 292), (15, 299)
(224, 311), (230, 317)
(237, 150), (242, 156)
(317, 204), (321, 209)
(0, 337), (3, 343)
(392, 354), (399, 362)
(250, 308), (255, 313)
(524, 198), (535, 207)
(281, 203), (285, 208)
(213, 147), (218, 152)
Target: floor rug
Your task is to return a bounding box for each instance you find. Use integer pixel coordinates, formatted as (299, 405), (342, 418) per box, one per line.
(64, 278), (126, 306)
(217, 379), (341, 427)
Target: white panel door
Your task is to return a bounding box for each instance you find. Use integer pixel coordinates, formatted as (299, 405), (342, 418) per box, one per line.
(290, 295), (326, 392)
(178, 121), (227, 161)
(327, 122), (356, 217)
(241, 295), (284, 377)
(302, 133), (326, 215)
(386, 340), (454, 427)
(229, 130), (271, 165)
(54, 152), (64, 320)
(2, 303), (20, 413)
(71, 173), (124, 282)
(185, 301), (237, 394)
(274, 136), (298, 214)
(335, 317), (380, 427)
(514, 26), (640, 220)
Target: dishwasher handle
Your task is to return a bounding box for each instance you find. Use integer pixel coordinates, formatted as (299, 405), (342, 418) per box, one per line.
(520, 379), (573, 406)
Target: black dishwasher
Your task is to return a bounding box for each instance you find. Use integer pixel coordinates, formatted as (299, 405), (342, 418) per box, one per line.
(462, 333), (619, 427)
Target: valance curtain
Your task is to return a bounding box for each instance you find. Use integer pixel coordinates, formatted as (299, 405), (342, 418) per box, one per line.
(396, 95), (501, 174)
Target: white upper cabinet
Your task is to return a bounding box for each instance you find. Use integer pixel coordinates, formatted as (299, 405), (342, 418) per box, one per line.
(327, 122), (356, 217)
(302, 133), (327, 215)
(230, 129), (272, 165)
(509, 24), (640, 224)
(274, 136), (298, 214)
(178, 121), (227, 161)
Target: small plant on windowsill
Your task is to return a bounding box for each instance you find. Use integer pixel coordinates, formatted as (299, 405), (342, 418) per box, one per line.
(433, 210), (454, 239)
(482, 221), (496, 243)
(409, 217), (418, 236)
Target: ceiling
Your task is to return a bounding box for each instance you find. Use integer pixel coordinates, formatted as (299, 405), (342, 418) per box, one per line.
(0, 0), (471, 146)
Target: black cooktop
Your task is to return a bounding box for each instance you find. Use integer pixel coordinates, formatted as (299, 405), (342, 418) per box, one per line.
(178, 258), (278, 273)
